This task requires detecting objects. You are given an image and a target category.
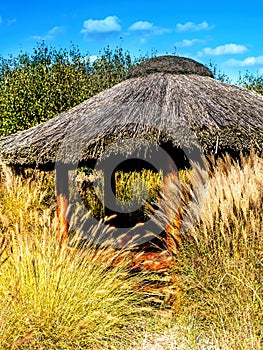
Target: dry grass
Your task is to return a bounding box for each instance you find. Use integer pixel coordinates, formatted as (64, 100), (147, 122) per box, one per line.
(0, 164), (167, 349)
(0, 152), (262, 349)
(153, 152), (263, 349)
(0, 165), (56, 236)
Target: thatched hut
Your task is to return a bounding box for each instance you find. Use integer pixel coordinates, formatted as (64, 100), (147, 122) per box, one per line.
(0, 56), (262, 171)
(0, 56), (263, 269)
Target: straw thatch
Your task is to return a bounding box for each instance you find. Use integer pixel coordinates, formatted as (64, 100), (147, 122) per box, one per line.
(129, 55), (214, 78)
(0, 56), (262, 170)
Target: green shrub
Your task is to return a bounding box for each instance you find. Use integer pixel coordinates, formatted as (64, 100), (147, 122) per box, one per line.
(0, 43), (136, 136)
(238, 71), (263, 95)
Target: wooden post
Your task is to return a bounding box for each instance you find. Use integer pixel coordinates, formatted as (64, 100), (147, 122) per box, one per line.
(56, 164), (69, 243)
(163, 160), (182, 255)
(104, 170), (117, 223)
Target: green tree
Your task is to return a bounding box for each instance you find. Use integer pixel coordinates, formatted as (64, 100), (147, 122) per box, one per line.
(238, 71), (263, 95)
(207, 61), (263, 96)
(207, 60), (232, 83)
(0, 43), (135, 136)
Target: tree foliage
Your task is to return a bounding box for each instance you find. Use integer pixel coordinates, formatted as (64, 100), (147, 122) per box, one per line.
(208, 61), (232, 83)
(238, 71), (263, 96)
(0, 43), (135, 136)
(208, 61), (263, 97)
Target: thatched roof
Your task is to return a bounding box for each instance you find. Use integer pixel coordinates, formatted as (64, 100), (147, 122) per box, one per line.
(129, 55), (214, 78)
(0, 55), (262, 170)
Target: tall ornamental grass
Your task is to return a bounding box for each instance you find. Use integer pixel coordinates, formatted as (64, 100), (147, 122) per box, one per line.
(0, 165), (161, 349)
(155, 153), (263, 349)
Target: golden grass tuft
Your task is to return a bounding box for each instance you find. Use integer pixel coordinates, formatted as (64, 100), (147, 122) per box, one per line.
(167, 152), (263, 349)
(0, 164), (164, 349)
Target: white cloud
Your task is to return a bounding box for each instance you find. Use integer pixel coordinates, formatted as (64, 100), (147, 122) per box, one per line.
(31, 25), (64, 41)
(89, 55), (98, 63)
(199, 43), (247, 56)
(31, 35), (43, 41)
(48, 26), (63, 36)
(176, 21), (213, 32)
(128, 20), (170, 38)
(224, 56), (263, 67)
(7, 18), (16, 25)
(81, 16), (121, 34)
(83, 55), (99, 64)
(174, 38), (204, 47)
(129, 21), (154, 31)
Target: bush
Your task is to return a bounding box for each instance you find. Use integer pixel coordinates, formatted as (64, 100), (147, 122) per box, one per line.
(0, 43), (135, 136)
(238, 71), (263, 95)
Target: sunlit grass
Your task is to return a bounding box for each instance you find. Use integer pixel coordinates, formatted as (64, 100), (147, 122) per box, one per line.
(0, 164), (166, 349)
(158, 152), (263, 349)
(1, 152), (262, 349)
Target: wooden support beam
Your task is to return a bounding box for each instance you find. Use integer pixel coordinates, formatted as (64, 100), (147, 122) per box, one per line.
(163, 154), (182, 255)
(104, 170), (118, 226)
(163, 172), (182, 254)
(56, 164), (69, 243)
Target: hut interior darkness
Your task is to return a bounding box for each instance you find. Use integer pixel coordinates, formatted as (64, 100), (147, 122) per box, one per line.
(1, 55), (263, 270)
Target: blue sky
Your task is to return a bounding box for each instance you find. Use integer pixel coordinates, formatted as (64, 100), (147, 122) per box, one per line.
(0, 0), (262, 81)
